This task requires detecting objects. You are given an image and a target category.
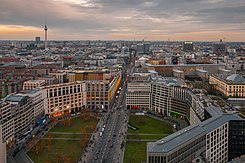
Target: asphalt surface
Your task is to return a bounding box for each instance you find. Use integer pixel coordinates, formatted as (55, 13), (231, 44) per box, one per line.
(86, 59), (134, 163)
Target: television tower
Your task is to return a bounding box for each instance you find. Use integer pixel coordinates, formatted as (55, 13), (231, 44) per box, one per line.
(44, 16), (48, 49)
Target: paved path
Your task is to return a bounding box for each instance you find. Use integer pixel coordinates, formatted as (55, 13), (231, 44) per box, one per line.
(49, 132), (93, 135)
(126, 139), (159, 142)
(15, 150), (33, 163)
(127, 133), (169, 136)
(41, 137), (87, 140)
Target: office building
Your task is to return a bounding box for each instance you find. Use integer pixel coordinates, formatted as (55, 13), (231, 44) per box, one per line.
(126, 74), (245, 162)
(209, 74), (245, 97)
(213, 40), (226, 55)
(0, 101), (14, 144)
(23, 80), (46, 91)
(38, 75), (57, 85)
(41, 82), (87, 118)
(0, 126), (6, 163)
(35, 37), (41, 44)
(137, 42), (150, 54)
(5, 95), (34, 140)
(86, 70), (121, 109)
(125, 76), (245, 163)
(126, 75), (151, 110)
(49, 72), (67, 84)
(228, 120), (245, 160)
(21, 89), (44, 121)
(147, 106), (244, 163)
(144, 63), (226, 77)
(67, 69), (119, 83)
(183, 41), (194, 52)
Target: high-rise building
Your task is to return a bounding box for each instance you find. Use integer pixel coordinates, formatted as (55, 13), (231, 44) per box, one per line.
(137, 42), (150, 54)
(213, 39), (226, 55)
(35, 37), (41, 44)
(5, 95), (34, 140)
(44, 17), (48, 49)
(126, 75), (151, 110)
(144, 42), (150, 54)
(137, 43), (144, 54)
(183, 41), (193, 52)
(0, 126), (6, 163)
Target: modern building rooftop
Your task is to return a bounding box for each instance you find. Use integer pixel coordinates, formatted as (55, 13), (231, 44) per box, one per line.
(24, 80), (45, 84)
(229, 155), (245, 163)
(151, 76), (186, 87)
(23, 89), (41, 95)
(5, 95), (26, 102)
(226, 74), (245, 82)
(145, 63), (226, 67)
(148, 106), (243, 153)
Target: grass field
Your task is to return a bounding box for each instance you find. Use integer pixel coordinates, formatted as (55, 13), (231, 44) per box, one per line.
(50, 117), (98, 132)
(124, 115), (173, 163)
(124, 141), (147, 163)
(27, 117), (98, 163)
(128, 115), (172, 134)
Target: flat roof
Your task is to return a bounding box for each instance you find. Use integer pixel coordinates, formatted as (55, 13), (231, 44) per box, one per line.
(5, 95), (26, 102)
(228, 98), (245, 101)
(173, 70), (184, 73)
(24, 80), (45, 83)
(196, 69), (208, 73)
(148, 106), (243, 153)
(145, 63), (226, 67)
(23, 89), (41, 94)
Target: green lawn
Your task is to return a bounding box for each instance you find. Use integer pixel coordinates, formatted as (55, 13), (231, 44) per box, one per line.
(124, 141), (147, 163)
(27, 117), (98, 163)
(28, 139), (82, 163)
(50, 117), (98, 132)
(128, 115), (172, 134)
(124, 115), (173, 163)
(44, 133), (82, 139)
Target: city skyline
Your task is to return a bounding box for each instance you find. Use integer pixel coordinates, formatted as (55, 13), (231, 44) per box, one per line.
(0, 0), (245, 41)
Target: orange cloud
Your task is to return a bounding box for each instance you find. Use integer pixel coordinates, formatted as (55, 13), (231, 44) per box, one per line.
(0, 25), (43, 40)
(0, 24), (244, 42)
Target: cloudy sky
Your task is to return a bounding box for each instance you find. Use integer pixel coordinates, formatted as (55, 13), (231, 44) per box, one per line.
(0, 0), (245, 41)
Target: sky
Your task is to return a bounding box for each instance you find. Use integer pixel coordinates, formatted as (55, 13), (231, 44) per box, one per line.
(0, 0), (245, 41)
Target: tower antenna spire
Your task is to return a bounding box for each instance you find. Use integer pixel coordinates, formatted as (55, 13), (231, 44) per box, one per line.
(44, 16), (48, 50)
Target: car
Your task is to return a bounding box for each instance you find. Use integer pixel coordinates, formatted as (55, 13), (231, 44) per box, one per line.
(113, 134), (116, 137)
(96, 150), (100, 154)
(110, 144), (114, 148)
(99, 132), (103, 137)
(107, 139), (111, 142)
(94, 156), (98, 160)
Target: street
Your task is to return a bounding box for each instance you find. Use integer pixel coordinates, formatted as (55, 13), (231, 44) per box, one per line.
(84, 55), (135, 163)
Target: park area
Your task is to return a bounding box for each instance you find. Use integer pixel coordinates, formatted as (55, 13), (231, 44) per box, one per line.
(124, 115), (173, 163)
(27, 116), (98, 163)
